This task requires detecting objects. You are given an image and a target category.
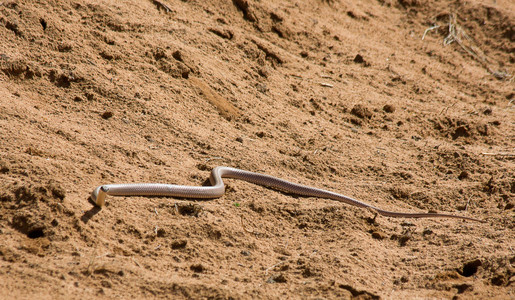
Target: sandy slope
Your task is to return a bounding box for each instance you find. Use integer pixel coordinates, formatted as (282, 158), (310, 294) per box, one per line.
(0, 0), (514, 298)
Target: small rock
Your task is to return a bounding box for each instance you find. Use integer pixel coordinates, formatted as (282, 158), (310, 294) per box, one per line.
(58, 42), (73, 52)
(5, 20), (22, 36)
(100, 51), (114, 60)
(351, 104), (373, 119)
(458, 171), (469, 180)
(383, 104), (396, 113)
(101, 111), (113, 119)
(392, 233), (411, 247)
(190, 263), (204, 273)
(172, 50), (183, 62)
(258, 66), (271, 78)
(422, 228), (433, 235)
(0, 160), (10, 173)
(353, 54), (364, 63)
(256, 131), (267, 138)
(156, 228), (166, 237)
(85, 92), (95, 101)
(208, 27), (234, 40)
(171, 240), (187, 249)
(371, 231), (386, 240)
(452, 126), (470, 140)
(152, 47), (167, 60)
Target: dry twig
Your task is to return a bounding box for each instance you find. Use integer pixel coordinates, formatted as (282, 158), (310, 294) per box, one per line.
(424, 13), (512, 80)
(151, 0), (172, 13)
(481, 152), (515, 157)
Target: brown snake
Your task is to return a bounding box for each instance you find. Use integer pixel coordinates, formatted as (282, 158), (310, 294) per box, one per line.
(91, 166), (484, 222)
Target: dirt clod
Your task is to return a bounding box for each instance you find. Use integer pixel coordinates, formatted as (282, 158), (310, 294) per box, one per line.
(351, 104), (373, 119)
(101, 111), (113, 119)
(383, 104), (396, 113)
(190, 263), (205, 273)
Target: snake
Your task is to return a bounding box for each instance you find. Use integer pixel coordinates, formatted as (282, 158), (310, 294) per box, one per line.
(91, 166), (484, 222)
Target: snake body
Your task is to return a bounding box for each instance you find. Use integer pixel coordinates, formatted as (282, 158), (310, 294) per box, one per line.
(91, 166), (483, 222)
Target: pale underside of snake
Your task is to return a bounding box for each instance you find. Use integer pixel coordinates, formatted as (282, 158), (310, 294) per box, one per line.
(91, 166), (484, 222)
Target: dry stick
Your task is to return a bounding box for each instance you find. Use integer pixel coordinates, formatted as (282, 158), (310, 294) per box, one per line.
(422, 25), (440, 40)
(464, 196), (471, 211)
(425, 13), (512, 80)
(439, 103), (456, 115)
(151, 0), (172, 13)
(481, 153), (515, 157)
(132, 257), (141, 267)
(205, 156), (224, 162)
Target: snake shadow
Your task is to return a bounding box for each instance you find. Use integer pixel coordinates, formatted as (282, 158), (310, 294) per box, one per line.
(81, 196), (102, 224)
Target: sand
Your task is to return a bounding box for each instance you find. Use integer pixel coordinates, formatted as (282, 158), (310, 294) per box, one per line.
(0, 0), (514, 298)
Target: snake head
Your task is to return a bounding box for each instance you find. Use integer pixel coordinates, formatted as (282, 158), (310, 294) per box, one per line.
(91, 186), (108, 207)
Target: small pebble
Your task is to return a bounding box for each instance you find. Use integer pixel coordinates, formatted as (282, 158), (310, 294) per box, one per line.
(190, 263), (204, 273)
(101, 111), (113, 119)
(383, 104), (396, 113)
(353, 54), (364, 63)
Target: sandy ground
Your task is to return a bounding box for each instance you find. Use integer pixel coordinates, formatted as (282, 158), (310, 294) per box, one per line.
(0, 0), (514, 299)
